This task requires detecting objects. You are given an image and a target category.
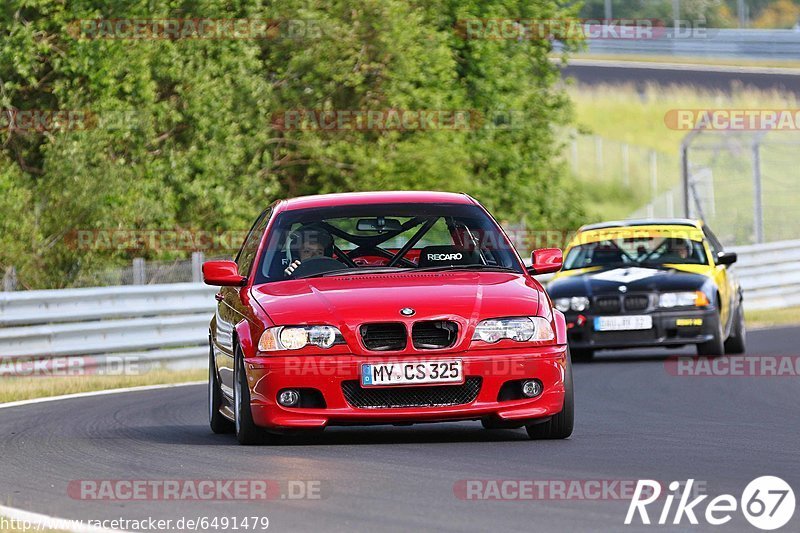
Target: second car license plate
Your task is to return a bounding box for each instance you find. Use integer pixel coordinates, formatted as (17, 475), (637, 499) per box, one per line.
(361, 360), (463, 387)
(594, 315), (653, 331)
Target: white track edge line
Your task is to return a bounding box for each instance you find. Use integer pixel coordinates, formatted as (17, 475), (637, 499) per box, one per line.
(0, 381), (205, 410)
(0, 381), (206, 531)
(0, 503), (129, 533)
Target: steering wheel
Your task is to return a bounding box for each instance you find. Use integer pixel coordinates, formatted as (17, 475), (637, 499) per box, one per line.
(346, 246), (417, 268)
(287, 257), (345, 278)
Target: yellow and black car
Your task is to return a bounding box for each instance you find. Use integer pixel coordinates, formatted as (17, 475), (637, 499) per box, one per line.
(547, 219), (745, 361)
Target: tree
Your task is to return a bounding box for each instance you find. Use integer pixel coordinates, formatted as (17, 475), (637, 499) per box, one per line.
(753, 0), (800, 28)
(1, 0), (584, 288)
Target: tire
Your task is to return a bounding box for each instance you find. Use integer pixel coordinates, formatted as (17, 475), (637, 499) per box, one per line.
(570, 348), (594, 362)
(209, 343), (234, 434)
(697, 310), (725, 357)
(234, 344), (279, 445)
(724, 301), (746, 355)
(526, 348), (574, 440)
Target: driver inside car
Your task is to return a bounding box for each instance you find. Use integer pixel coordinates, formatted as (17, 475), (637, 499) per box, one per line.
(662, 238), (693, 263)
(284, 227), (335, 277)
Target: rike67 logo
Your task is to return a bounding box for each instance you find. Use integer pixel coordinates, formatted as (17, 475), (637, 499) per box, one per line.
(626, 477), (795, 530)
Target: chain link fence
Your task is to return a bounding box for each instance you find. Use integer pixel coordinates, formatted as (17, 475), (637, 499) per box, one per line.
(682, 130), (800, 246)
(565, 132), (682, 219)
(564, 130), (800, 247)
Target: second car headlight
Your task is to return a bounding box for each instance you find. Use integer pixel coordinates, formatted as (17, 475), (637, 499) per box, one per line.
(472, 317), (554, 343)
(555, 296), (590, 312)
(258, 325), (343, 351)
(658, 291), (710, 308)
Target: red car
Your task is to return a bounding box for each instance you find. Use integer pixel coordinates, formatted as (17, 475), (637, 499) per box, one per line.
(204, 191), (573, 444)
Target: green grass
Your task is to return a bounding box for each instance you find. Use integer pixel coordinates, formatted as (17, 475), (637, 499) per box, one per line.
(568, 84), (799, 153)
(746, 306), (800, 330)
(0, 368), (206, 404)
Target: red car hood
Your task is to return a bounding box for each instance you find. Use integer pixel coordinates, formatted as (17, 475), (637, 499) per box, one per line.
(251, 271), (543, 327)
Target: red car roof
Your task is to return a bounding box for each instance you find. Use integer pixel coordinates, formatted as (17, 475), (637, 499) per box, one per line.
(278, 191), (474, 211)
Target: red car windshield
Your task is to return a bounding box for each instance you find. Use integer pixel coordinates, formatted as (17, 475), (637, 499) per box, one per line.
(253, 203), (523, 283)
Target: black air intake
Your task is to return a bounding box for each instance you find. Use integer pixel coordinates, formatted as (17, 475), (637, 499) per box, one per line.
(342, 378), (482, 409)
(360, 323), (407, 351)
(411, 321), (458, 349)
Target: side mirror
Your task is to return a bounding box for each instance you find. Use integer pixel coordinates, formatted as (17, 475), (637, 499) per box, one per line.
(527, 248), (563, 275)
(716, 252), (737, 266)
(202, 260), (247, 286)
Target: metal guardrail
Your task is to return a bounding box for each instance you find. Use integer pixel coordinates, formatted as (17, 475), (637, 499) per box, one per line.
(0, 240), (797, 368)
(0, 282), (215, 327)
(730, 240), (800, 310)
(565, 29), (800, 60)
(0, 283), (216, 368)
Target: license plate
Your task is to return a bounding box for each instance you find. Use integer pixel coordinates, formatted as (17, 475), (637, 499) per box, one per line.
(361, 360), (463, 387)
(594, 315), (653, 331)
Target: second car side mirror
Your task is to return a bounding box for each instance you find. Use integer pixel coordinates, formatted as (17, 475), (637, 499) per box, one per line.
(716, 252), (737, 266)
(202, 260), (247, 286)
(527, 248), (563, 275)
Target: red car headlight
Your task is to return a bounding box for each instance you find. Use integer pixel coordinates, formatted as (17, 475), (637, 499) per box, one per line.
(472, 317), (554, 343)
(258, 325), (344, 352)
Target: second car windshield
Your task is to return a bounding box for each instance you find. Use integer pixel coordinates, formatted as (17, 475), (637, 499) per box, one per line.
(563, 236), (708, 270)
(253, 203), (523, 283)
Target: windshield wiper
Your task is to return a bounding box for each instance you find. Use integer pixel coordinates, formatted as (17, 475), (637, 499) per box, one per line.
(412, 264), (518, 273)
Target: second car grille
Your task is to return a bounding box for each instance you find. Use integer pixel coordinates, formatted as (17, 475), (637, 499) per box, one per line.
(341, 378), (482, 409)
(624, 295), (650, 311)
(411, 320), (458, 349)
(594, 296), (621, 313)
(360, 323), (407, 351)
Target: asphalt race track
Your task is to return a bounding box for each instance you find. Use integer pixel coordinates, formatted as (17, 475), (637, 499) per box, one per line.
(1, 327), (799, 532)
(560, 59), (800, 95)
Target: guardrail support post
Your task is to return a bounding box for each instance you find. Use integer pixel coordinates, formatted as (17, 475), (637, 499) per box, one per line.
(649, 151), (658, 199)
(3, 266), (17, 291)
(681, 144), (689, 217)
(132, 258), (146, 285)
(192, 252), (204, 283)
(752, 142), (764, 244)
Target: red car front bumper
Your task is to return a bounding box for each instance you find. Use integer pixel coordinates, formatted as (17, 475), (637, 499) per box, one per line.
(244, 346), (568, 429)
